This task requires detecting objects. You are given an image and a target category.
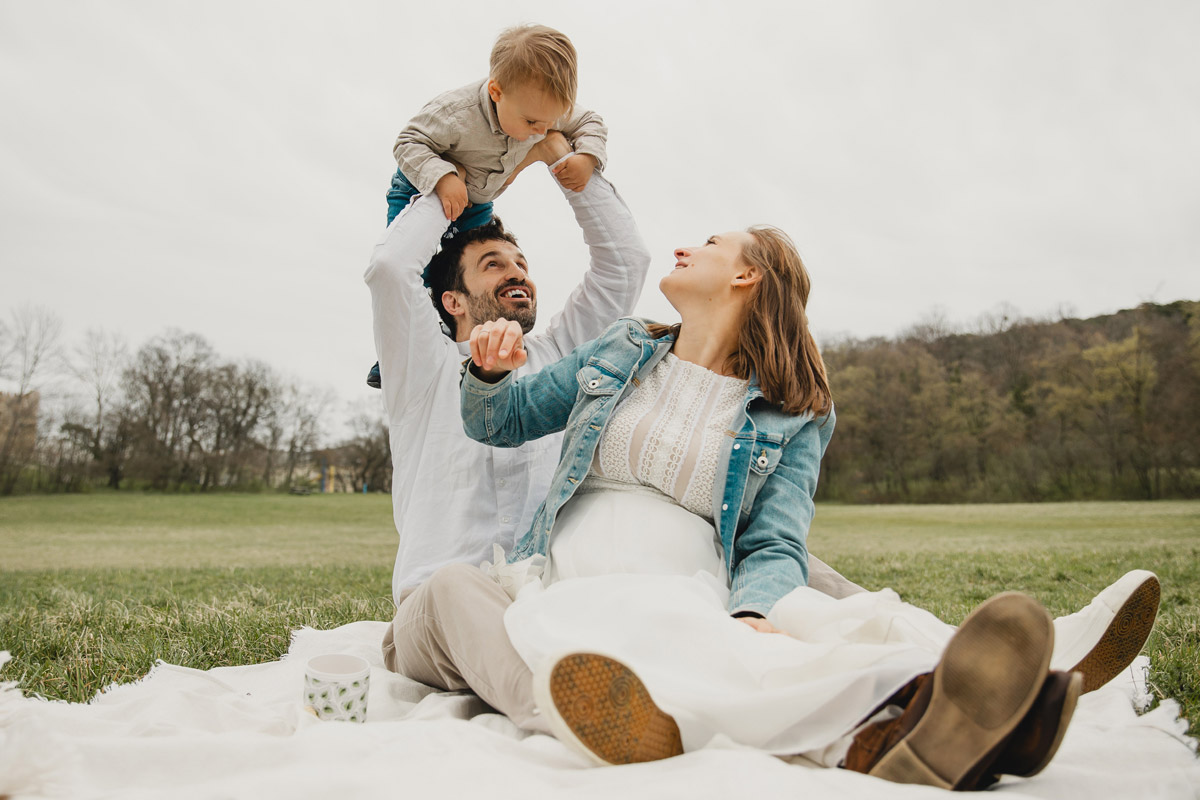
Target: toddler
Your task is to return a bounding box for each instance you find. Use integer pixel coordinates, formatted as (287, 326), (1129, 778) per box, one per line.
(368, 23), (608, 388)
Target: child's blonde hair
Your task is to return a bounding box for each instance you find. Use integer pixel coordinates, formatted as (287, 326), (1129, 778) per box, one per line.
(490, 24), (578, 116)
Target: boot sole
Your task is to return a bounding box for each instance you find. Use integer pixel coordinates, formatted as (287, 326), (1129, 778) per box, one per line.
(1070, 574), (1160, 693)
(535, 653), (683, 765)
(869, 592), (1053, 789)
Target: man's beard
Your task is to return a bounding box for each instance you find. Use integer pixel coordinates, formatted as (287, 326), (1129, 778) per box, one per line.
(464, 285), (537, 333)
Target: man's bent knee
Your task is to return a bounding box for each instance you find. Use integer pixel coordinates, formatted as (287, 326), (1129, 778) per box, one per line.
(424, 562), (503, 608)
(381, 563), (498, 676)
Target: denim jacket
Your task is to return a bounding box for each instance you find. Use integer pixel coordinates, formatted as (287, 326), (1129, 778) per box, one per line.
(460, 318), (835, 617)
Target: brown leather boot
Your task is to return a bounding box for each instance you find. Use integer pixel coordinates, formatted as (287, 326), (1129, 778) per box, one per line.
(842, 673), (933, 774)
(973, 670), (1083, 788)
(847, 669), (1083, 790)
(846, 593), (1054, 790)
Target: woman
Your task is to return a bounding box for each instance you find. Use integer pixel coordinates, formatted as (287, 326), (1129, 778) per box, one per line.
(383, 226), (1079, 790)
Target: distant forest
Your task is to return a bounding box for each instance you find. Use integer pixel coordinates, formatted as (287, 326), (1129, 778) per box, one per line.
(817, 300), (1200, 502)
(0, 316), (389, 496)
(2, 300), (1197, 501)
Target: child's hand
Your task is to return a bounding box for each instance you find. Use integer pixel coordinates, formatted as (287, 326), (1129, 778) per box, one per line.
(434, 172), (469, 220)
(552, 154), (598, 192)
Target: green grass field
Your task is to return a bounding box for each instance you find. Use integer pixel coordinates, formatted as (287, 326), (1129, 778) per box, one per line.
(1, 494), (1197, 737)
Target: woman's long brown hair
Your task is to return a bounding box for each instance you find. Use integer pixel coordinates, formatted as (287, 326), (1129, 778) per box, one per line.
(648, 226), (832, 418)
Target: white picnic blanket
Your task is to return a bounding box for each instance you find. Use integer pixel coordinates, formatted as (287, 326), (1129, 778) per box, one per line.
(1, 620), (1197, 800)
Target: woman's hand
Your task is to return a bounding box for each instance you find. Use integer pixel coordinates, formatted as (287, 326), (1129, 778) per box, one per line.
(469, 318), (527, 381)
(735, 616), (782, 634)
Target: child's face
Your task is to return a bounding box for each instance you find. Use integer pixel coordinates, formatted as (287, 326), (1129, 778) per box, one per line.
(487, 79), (568, 142)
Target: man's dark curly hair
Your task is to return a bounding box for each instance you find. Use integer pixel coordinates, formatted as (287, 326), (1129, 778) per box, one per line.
(425, 217), (520, 336)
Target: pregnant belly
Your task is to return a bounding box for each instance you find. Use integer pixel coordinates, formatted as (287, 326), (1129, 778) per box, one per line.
(547, 487), (725, 584)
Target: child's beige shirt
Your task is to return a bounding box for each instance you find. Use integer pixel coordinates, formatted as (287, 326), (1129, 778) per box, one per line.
(393, 79), (608, 206)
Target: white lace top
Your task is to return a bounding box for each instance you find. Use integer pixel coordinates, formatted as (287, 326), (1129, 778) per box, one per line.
(585, 352), (749, 519)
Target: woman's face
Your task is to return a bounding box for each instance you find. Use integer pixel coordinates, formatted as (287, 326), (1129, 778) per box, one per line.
(660, 231), (755, 308)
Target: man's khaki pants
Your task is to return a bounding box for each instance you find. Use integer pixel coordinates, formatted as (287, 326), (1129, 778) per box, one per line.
(382, 562), (548, 732)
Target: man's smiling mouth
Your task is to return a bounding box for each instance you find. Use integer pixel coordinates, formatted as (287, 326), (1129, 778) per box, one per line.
(498, 286), (531, 300)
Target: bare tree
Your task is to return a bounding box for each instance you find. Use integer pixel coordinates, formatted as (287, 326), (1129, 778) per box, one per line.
(0, 306), (63, 494)
(201, 359), (276, 488)
(64, 328), (129, 488)
(280, 381), (332, 489)
(337, 407), (392, 493)
(902, 306), (956, 344)
(122, 330), (215, 490)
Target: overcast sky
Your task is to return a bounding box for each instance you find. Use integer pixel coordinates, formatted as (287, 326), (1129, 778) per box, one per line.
(2, 1), (1198, 425)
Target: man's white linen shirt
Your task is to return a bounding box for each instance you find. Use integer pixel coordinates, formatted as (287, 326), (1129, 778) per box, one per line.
(365, 173), (650, 605)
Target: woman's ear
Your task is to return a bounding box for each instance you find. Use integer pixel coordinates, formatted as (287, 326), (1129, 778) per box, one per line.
(730, 264), (763, 289)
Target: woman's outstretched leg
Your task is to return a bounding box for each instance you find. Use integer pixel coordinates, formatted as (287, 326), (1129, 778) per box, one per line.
(535, 592), (1080, 791)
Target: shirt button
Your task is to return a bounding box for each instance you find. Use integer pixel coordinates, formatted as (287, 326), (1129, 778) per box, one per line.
(498, 479), (507, 488)
(501, 516), (511, 523)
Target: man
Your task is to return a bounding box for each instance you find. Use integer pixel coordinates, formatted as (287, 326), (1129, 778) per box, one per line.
(365, 135), (645, 604)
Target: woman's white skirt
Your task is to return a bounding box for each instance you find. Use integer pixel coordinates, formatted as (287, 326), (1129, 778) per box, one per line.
(499, 489), (956, 760)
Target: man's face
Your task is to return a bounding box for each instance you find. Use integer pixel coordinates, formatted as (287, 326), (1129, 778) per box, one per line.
(454, 238), (538, 335)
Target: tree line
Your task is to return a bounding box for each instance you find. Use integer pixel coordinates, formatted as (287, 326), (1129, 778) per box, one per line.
(3, 300), (1197, 501)
(0, 309), (390, 495)
(817, 300), (1200, 502)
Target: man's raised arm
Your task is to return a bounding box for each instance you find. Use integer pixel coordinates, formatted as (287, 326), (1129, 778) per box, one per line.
(526, 172), (651, 363)
(363, 194), (453, 416)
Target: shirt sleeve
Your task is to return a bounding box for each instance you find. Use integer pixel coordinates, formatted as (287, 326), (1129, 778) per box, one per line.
(555, 105), (608, 171)
(393, 99), (464, 196)
(460, 327), (613, 447)
(523, 173), (650, 369)
(363, 192), (455, 418)
(728, 411), (835, 617)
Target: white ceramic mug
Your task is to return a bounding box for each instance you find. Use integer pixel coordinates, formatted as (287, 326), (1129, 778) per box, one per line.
(303, 654), (370, 722)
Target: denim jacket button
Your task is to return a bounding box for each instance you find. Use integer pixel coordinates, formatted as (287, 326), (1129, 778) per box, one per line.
(588, 379), (600, 389)
(757, 454), (769, 469)
(733, 443), (741, 450)
(721, 503), (728, 511)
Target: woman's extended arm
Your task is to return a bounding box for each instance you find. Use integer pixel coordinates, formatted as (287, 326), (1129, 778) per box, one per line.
(460, 321), (615, 447)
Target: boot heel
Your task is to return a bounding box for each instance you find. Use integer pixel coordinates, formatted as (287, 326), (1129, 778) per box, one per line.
(870, 741), (953, 789)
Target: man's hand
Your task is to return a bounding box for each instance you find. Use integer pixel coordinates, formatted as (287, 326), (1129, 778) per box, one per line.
(552, 153), (598, 192)
(469, 318), (527, 381)
(735, 616), (782, 634)
(501, 131), (573, 191)
(435, 172), (469, 220)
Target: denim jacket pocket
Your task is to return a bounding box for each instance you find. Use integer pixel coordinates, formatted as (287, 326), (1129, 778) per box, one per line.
(576, 360), (624, 397)
(740, 438), (783, 515)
